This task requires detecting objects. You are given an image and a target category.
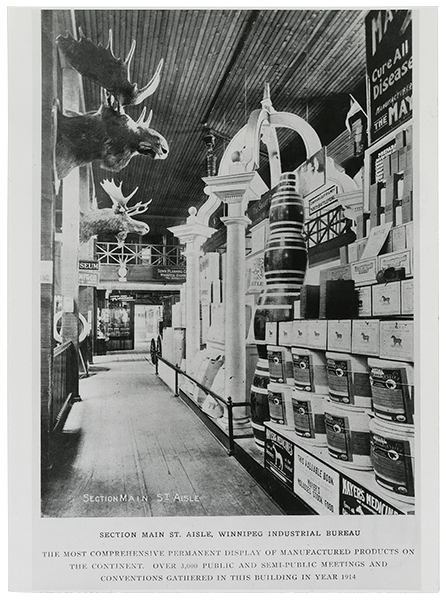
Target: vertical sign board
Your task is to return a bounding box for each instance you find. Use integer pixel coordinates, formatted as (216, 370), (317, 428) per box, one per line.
(78, 260), (99, 287)
(264, 428), (294, 489)
(293, 444), (340, 515)
(366, 10), (412, 145)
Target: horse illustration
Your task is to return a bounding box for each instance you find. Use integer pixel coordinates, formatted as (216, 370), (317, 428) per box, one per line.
(391, 335), (402, 347)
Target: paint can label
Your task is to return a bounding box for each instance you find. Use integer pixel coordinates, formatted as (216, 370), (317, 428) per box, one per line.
(371, 432), (414, 496)
(370, 366), (413, 423)
(268, 390), (286, 425)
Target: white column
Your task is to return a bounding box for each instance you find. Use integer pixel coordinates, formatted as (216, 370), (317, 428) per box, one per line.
(169, 208), (215, 372)
(203, 171), (268, 433)
(220, 212), (251, 430)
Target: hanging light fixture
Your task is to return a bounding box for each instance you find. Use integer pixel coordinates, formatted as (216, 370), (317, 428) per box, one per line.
(202, 126), (217, 177)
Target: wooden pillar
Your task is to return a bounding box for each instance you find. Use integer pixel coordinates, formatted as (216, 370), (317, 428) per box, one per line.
(60, 66), (82, 348)
(41, 10), (58, 470)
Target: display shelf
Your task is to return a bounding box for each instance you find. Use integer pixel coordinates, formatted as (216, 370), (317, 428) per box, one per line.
(264, 422), (414, 516)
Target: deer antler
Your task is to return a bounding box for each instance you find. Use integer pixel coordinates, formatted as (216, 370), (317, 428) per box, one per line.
(126, 199), (153, 216)
(56, 29), (164, 106)
(100, 179), (139, 211)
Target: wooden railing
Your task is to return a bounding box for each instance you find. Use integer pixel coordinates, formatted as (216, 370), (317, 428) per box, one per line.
(151, 346), (249, 456)
(95, 242), (185, 267)
(51, 340), (80, 433)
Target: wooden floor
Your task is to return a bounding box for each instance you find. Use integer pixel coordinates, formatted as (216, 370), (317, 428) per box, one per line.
(41, 354), (283, 518)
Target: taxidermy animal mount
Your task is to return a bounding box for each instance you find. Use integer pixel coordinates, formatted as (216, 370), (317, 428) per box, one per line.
(80, 179), (152, 246)
(54, 29), (169, 179)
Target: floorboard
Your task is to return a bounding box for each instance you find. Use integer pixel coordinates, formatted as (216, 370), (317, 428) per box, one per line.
(41, 354), (283, 518)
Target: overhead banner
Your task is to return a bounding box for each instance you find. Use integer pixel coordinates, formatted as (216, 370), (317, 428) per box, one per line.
(366, 10), (412, 144)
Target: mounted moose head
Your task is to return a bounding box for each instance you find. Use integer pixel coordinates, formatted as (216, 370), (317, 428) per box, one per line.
(54, 29), (169, 180)
(80, 179), (152, 246)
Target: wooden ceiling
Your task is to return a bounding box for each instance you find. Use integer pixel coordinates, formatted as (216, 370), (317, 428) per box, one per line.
(64, 9), (369, 237)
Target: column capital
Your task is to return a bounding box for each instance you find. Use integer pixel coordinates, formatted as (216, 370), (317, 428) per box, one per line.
(203, 170), (268, 210)
(169, 221), (216, 247)
(221, 215), (252, 229)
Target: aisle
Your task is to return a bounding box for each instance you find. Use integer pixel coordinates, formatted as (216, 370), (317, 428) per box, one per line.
(41, 354), (283, 518)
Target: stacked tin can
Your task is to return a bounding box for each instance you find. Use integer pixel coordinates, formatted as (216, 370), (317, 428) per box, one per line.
(323, 352), (373, 470)
(368, 358), (415, 504)
(266, 345), (295, 430)
(291, 347), (329, 446)
(250, 172), (307, 444)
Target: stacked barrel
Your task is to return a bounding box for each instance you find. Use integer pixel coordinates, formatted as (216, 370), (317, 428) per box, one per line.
(250, 172), (307, 446)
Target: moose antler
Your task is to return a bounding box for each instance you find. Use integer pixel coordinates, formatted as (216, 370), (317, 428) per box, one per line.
(100, 178), (152, 216)
(100, 179), (139, 212)
(80, 179), (152, 245)
(56, 28), (164, 106)
(126, 199), (153, 217)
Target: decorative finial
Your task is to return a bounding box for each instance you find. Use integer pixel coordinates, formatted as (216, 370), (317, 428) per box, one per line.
(187, 206), (198, 224)
(261, 82), (273, 112)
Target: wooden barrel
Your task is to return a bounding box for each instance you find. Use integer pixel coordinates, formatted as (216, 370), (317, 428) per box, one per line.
(250, 344), (270, 447)
(262, 172), (307, 322)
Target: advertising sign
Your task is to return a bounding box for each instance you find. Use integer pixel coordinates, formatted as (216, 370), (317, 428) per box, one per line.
(78, 260), (100, 286)
(366, 10), (412, 144)
(156, 266), (187, 281)
(264, 428), (294, 489)
(78, 271), (99, 287)
(340, 475), (403, 515)
(246, 255), (265, 294)
(293, 444), (340, 515)
(308, 184), (339, 216)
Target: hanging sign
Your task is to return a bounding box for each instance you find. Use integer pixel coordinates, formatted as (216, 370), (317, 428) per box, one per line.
(366, 10), (412, 144)
(308, 184), (339, 216)
(78, 271), (99, 286)
(78, 260), (99, 271)
(78, 260), (99, 286)
(156, 266), (186, 281)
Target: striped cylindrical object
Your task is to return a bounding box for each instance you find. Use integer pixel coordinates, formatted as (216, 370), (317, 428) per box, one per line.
(261, 171), (307, 322)
(250, 345), (270, 447)
(250, 172), (307, 443)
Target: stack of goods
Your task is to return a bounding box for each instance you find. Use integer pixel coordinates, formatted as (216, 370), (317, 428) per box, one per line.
(324, 351), (373, 470)
(267, 346), (294, 430)
(291, 347), (328, 446)
(368, 358), (415, 503)
(250, 172), (307, 445)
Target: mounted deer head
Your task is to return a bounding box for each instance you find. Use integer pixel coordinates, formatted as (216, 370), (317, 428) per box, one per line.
(79, 178), (152, 246)
(55, 29), (169, 179)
